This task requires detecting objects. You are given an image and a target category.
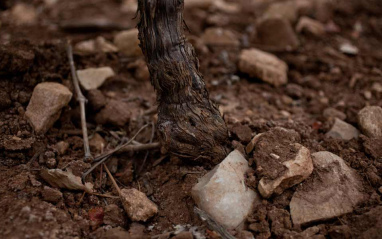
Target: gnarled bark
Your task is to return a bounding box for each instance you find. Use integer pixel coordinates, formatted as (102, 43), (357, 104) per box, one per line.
(137, 0), (229, 163)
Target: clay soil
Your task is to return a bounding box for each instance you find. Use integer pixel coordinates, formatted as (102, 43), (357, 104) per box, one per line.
(0, 0), (381, 238)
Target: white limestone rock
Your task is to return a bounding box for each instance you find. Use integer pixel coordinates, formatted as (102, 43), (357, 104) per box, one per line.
(192, 150), (260, 229)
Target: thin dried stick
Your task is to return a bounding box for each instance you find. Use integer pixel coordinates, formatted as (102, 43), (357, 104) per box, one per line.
(103, 163), (122, 197)
(93, 124), (150, 163)
(90, 192), (119, 199)
(194, 207), (236, 239)
(27, 149), (43, 169)
(138, 122), (155, 174)
(99, 164), (103, 186)
(152, 154), (168, 167)
(76, 191), (86, 206)
(66, 42), (92, 160)
(117, 142), (160, 154)
(82, 124), (160, 182)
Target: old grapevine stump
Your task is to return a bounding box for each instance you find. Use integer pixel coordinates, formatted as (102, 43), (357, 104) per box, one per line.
(137, 0), (229, 163)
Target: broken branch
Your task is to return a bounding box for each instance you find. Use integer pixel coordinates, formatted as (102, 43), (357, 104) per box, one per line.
(103, 163), (122, 196)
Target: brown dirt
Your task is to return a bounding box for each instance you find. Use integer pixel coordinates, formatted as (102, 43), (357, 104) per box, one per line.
(0, 0), (381, 238)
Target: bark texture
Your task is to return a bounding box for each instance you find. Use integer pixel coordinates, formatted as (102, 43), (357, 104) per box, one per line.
(137, 0), (229, 163)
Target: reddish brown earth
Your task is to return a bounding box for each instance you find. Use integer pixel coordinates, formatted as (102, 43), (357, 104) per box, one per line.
(0, 0), (381, 238)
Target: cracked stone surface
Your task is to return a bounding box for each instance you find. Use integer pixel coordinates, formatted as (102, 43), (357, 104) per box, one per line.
(290, 151), (367, 226)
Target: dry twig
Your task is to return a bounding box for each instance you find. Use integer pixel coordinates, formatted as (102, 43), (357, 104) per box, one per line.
(66, 42), (92, 160)
(138, 122), (155, 174)
(103, 163), (122, 196)
(90, 192), (119, 199)
(117, 142), (160, 154)
(82, 124), (160, 182)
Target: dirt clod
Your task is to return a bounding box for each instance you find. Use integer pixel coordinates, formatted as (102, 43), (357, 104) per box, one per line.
(95, 99), (131, 126)
(104, 204), (126, 227)
(42, 186), (63, 203)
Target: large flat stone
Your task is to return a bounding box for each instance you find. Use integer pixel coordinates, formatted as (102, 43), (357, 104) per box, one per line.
(25, 82), (72, 134)
(192, 150), (261, 229)
(290, 151), (367, 226)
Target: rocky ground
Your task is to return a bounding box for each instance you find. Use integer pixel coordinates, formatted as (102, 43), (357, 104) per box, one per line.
(0, 0), (382, 238)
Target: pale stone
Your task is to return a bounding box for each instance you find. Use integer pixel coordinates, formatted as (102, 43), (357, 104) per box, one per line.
(74, 39), (95, 53)
(371, 82), (382, 93)
(75, 37), (118, 53)
(238, 48), (288, 87)
(245, 133), (264, 154)
(296, 16), (325, 36)
(77, 67), (115, 90)
(326, 118), (359, 140)
(95, 36), (118, 52)
(290, 151), (367, 225)
(323, 107), (346, 121)
(44, 0), (58, 7)
(89, 133), (107, 153)
(25, 82), (72, 134)
(121, 0), (138, 14)
(262, 1), (298, 23)
(201, 27), (240, 47)
(121, 188), (158, 222)
(258, 143), (313, 198)
(213, 0), (241, 14)
(192, 150), (261, 229)
(358, 106), (382, 138)
(114, 29), (142, 57)
(10, 3), (37, 25)
(340, 43), (358, 55)
(55, 141), (69, 155)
